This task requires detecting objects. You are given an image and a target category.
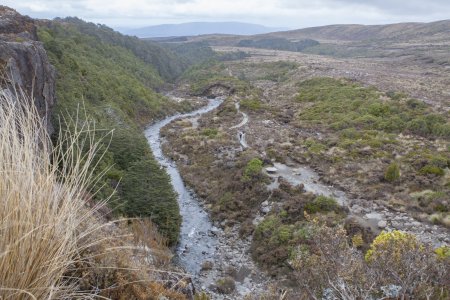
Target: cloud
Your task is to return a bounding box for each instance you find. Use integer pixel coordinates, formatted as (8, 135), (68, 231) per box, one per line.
(3, 0), (450, 28)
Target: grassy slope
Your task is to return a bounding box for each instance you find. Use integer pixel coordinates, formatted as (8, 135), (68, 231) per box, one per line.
(38, 20), (186, 244)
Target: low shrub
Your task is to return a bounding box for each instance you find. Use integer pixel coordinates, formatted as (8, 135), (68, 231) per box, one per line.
(305, 195), (339, 214)
(216, 277), (236, 294)
(240, 98), (263, 110)
(201, 127), (219, 138)
(420, 165), (445, 176)
(242, 158), (263, 181)
(385, 162), (401, 182)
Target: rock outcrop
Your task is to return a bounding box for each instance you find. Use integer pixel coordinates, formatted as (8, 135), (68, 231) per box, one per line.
(0, 6), (55, 133)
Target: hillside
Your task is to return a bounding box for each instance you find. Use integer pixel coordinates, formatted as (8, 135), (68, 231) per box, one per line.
(38, 17), (191, 244)
(187, 20), (450, 64)
(0, 6), (198, 299)
(267, 20), (450, 42)
(124, 21), (283, 38)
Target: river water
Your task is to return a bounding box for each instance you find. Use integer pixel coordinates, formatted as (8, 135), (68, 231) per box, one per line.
(144, 98), (223, 275)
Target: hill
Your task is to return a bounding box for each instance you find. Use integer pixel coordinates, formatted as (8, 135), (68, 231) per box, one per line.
(191, 19), (450, 64)
(124, 21), (283, 38)
(267, 20), (450, 42)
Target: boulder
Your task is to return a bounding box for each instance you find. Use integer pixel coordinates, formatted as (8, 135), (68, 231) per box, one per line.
(377, 220), (387, 229)
(265, 167), (277, 173)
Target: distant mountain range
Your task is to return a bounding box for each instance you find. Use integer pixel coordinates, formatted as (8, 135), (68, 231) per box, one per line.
(123, 22), (286, 38)
(185, 19), (450, 47)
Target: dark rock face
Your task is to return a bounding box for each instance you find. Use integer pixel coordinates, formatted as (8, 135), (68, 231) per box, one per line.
(0, 6), (56, 133)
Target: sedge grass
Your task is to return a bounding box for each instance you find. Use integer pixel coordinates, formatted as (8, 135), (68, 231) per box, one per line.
(0, 89), (108, 299)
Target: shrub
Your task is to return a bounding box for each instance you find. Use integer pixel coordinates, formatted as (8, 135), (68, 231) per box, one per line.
(295, 78), (450, 139)
(435, 246), (450, 260)
(365, 230), (420, 262)
(292, 224), (449, 299)
(121, 159), (181, 245)
(201, 127), (219, 138)
(216, 277), (236, 294)
(420, 165), (445, 176)
(305, 195), (339, 213)
(201, 260), (214, 271)
(242, 158), (263, 181)
(364, 230), (448, 298)
(41, 21), (187, 244)
(304, 138), (327, 153)
(240, 98), (263, 110)
(384, 162), (401, 182)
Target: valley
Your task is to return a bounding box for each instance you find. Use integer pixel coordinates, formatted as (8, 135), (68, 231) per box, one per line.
(0, 5), (449, 299)
(159, 33), (450, 296)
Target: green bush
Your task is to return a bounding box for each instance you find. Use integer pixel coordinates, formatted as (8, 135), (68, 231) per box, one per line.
(420, 165), (445, 176)
(242, 158), (263, 181)
(385, 162), (401, 182)
(305, 195), (339, 213)
(201, 128), (219, 138)
(121, 159), (181, 244)
(295, 78), (450, 139)
(304, 138), (327, 153)
(240, 98), (263, 110)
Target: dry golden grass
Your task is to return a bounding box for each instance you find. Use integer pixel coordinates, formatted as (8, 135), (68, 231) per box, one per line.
(0, 88), (107, 299)
(0, 88), (191, 299)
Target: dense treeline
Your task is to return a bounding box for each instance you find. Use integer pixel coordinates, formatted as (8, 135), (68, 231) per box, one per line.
(38, 19), (187, 244)
(160, 41), (216, 66)
(53, 17), (186, 81)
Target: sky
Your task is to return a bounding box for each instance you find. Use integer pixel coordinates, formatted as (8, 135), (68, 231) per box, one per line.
(4, 0), (450, 30)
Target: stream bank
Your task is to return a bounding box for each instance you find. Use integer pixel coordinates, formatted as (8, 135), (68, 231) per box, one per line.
(145, 97), (271, 299)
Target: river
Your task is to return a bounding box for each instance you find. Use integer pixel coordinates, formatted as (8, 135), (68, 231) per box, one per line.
(145, 98), (223, 275)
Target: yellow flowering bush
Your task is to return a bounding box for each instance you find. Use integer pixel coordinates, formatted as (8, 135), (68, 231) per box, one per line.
(435, 246), (450, 260)
(365, 230), (423, 262)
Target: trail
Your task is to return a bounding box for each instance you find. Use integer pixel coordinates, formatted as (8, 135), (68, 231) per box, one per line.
(230, 102), (249, 148)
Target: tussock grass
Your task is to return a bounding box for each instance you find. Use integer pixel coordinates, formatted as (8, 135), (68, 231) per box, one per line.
(0, 89), (107, 299)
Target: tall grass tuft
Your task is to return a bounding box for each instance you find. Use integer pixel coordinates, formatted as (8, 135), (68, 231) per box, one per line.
(0, 88), (107, 299)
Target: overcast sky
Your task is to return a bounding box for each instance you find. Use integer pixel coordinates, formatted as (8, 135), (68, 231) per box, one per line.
(4, 0), (450, 29)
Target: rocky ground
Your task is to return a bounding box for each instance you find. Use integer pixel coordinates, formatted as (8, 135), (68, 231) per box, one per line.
(162, 44), (449, 297)
(193, 222), (274, 299)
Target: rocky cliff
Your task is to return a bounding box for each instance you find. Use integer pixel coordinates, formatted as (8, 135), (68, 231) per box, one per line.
(0, 6), (55, 133)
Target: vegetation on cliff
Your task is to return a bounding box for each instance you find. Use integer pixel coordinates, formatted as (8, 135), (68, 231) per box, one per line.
(38, 19), (187, 244)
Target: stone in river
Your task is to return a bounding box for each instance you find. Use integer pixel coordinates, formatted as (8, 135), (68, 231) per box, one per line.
(378, 220), (387, 229)
(265, 167), (277, 173)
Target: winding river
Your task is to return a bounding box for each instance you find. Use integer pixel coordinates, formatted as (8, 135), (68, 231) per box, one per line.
(144, 98), (223, 275)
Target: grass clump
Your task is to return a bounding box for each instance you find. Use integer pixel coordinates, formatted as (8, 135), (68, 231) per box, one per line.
(384, 162), (401, 182)
(0, 90), (104, 299)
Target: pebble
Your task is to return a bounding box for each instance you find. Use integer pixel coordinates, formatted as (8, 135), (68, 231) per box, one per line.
(378, 220), (388, 229)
